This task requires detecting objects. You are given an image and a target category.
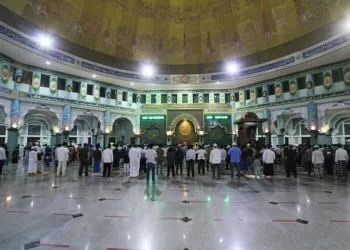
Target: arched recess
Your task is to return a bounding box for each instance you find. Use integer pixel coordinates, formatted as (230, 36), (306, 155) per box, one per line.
(70, 114), (101, 145)
(111, 115), (137, 134)
(110, 117), (134, 145)
(271, 110), (308, 146)
(168, 113), (201, 132)
(325, 108), (350, 144)
(19, 108), (59, 146)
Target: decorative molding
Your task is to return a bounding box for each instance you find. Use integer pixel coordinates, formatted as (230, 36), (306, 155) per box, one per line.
(0, 23), (75, 64)
(142, 103), (231, 109)
(171, 75), (199, 84)
(168, 113), (201, 132)
(1, 22), (350, 84)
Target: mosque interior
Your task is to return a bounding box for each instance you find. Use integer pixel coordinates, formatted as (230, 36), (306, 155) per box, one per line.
(0, 1), (350, 249)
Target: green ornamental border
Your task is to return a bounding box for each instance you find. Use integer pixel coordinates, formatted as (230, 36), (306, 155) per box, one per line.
(323, 72), (333, 90)
(50, 77), (57, 94)
(1, 64), (10, 84)
(289, 81), (297, 96)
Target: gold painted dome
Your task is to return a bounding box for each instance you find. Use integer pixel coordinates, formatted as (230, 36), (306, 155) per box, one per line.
(0, 0), (348, 74)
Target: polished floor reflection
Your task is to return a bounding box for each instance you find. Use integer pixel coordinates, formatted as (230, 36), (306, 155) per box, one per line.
(0, 163), (349, 250)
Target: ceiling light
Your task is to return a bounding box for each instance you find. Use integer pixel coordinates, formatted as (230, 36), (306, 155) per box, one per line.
(92, 74), (97, 78)
(46, 61), (51, 65)
(141, 64), (154, 77)
(130, 82), (134, 86)
(216, 81), (220, 84)
(226, 62), (240, 74)
(38, 35), (54, 48)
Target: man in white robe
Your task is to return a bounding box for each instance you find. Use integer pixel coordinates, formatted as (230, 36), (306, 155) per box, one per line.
(129, 145), (141, 177)
(28, 147), (37, 175)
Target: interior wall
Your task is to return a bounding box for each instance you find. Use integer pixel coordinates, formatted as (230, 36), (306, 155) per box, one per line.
(140, 116), (166, 145)
(113, 118), (134, 145)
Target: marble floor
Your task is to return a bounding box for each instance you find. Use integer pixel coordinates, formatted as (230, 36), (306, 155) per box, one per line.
(0, 162), (349, 250)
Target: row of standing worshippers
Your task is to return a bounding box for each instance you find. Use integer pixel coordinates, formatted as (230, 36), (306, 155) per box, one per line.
(278, 143), (350, 179)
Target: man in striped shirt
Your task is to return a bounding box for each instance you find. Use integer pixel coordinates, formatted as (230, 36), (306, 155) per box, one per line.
(156, 145), (164, 175)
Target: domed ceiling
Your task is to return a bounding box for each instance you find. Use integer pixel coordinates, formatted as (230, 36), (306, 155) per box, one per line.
(0, 0), (348, 74)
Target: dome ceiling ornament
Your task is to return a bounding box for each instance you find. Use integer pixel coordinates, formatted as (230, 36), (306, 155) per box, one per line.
(0, 0), (347, 74)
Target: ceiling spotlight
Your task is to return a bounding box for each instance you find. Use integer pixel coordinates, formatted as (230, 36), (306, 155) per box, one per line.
(130, 82), (134, 86)
(46, 61), (51, 65)
(226, 62), (240, 74)
(38, 35), (54, 48)
(92, 74), (97, 78)
(141, 64), (154, 77)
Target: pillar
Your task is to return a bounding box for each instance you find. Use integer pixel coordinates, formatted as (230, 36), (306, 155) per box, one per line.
(103, 133), (110, 148)
(7, 128), (19, 163)
(166, 135), (172, 146)
(277, 134), (284, 146)
(51, 134), (56, 147)
(310, 131), (318, 146)
(198, 135), (204, 146)
(265, 133), (271, 146)
(135, 135), (140, 145)
(317, 134), (332, 145)
(56, 133), (63, 145)
(62, 131), (70, 143)
(92, 135), (98, 147)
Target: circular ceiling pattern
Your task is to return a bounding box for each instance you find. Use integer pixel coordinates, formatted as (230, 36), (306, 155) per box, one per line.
(0, 0), (348, 73)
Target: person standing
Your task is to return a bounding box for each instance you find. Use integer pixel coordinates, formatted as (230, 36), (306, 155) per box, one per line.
(228, 143), (241, 179)
(11, 145), (19, 164)
(145, 144), (157, 184)
(205, 145), (211, 171)
(102, 145), (114, 177)
(0, 144), (6, 175)
(113, 146), (120, 170)
(246, 144), (254, 173)
(123, 145), (131, 178)
(305, 146), (313, 176)
(323, 145), (334, 175)
(78, 143), (89, 177)
(312, 145), (324, 178)
(253, 154), (262, 179)
(210, 144), (222, 179)
(220, 145), (227, 175)
(262, 145), (275, 178)
(19, 145), (24, 160)
(44, 145), (52, 168)
(274, 145), (282, 164)
(175, 145), (184, 175)
(167, 147), (175, 178)
(93, 145), (102, 173)
(129, 145), (141, 177)
(285, 145), (297, 179)
(140, 146), (147, 173)
(119, 145), (126, 170)
(36, 144), (43, 174)
(196, 146), (207, 175)
(335, 144), (348, 179)
(28, 147), (37, 175)
(56, 143), (69, 177)
(156, 145), (164, 175)
(186, 145), (196, 178)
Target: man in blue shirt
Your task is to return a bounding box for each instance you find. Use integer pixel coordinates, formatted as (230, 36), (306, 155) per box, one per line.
(228, 143), (242, 179)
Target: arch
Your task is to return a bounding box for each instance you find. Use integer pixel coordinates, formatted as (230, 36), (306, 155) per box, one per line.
(70, 110), (103, 132)
(284, 115), (304, 135)
(169, 113), (201, 132)
(327, 110), (350, 129)
(111, 115), (137, 134)
(20, 105), (59, 128)
(72, 112), (102, 134)
(111, 117), (134, 145)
